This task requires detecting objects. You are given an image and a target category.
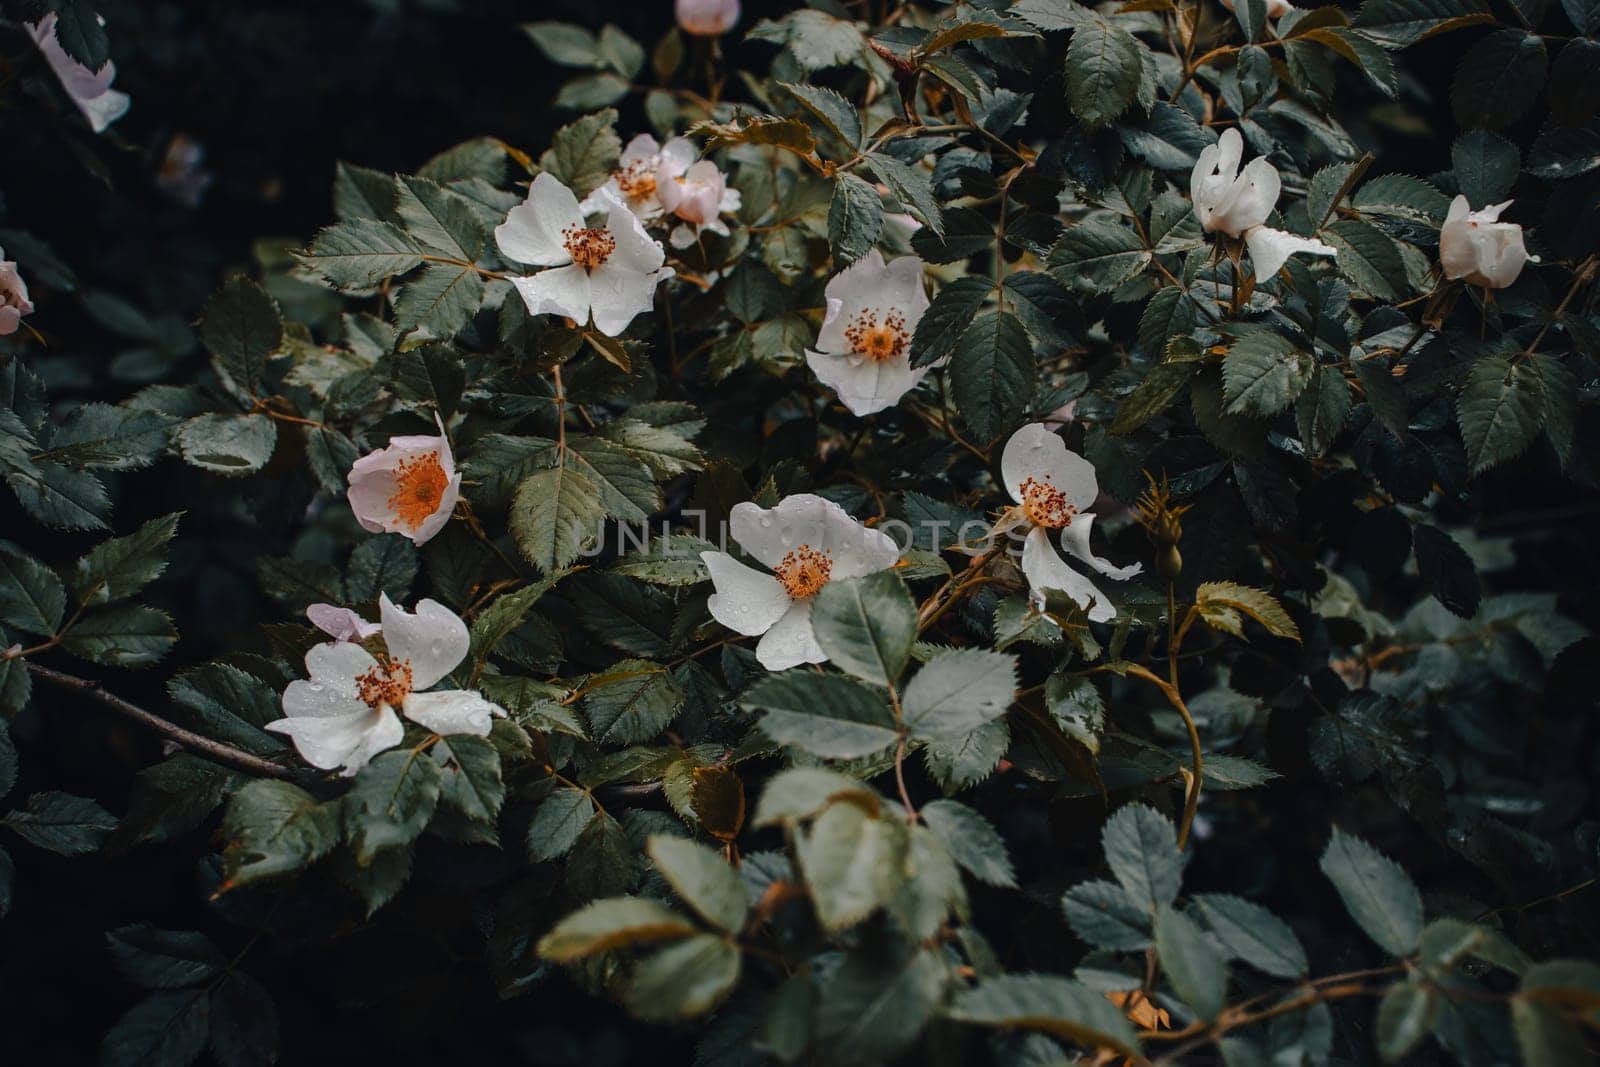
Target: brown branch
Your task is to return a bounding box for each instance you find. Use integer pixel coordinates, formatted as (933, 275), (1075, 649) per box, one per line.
(25, 661), (293, 779)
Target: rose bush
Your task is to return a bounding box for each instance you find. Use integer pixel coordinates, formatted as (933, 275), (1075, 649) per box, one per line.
(3, 0), (1600, 1063)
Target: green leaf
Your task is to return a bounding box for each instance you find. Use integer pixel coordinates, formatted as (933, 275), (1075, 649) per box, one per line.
(510, 463), (606, 573)
(393, 263), (484, 340)
(59, 603), (177, 667)
(1413, 523), (1481, 618)
(796, 801), (908, 931)
(865, 152), (944, 235)
(608, 533), (714, 586)
(208, 973), (279, 1067)
(921, 799), (1016, 887)
(1061, 879), (1152, 950)
(947, 974), (1141, 1057)
(1195, 581), (1302, 641)
(1223, 333), (1312, 417)
(7, 460), (111, 532)
(345, 535), (419, 606)
(220, 781), (338, 890)
(107, 925), (225, 991)
(0, 545), (65, 636)
(583, 660), (685, 743)
(49, 2), (110, 68)
(1003, 270), (1081, 347)
(333, 162), (396, 222)
(537, 896), (696, 961)
(73, 512), (181, 606)
(199, 277), (283, 398)
(827, 173), (883, 268)
(469, 569), (573, 664)
(1324, 219), (1406, 301)
(1112, 359), (1196, 436)
(1064, 17), (1143, 128)
(539, 109), (621, 199)
(1102, 803), (1180, 911)
(394, 175), (486, 262)
(1353, 0), (1494, 47)
(1457, 354), (1543, 475)
(100, 990), (210, 1067)
(951, 309), (1034, 441)
(526, 787), (595, 861)
(520, 22), (601, 67)
(2, 791), (116, 854)
(167, 663), (282, 754)
(811, 571), (915, 687)
(815, 946), (949, 1061)
(1232, 0), (1269, 41)
(625, 933), (742, 1020)
(751, 767), (879, 827)
(175, 414), (278, 476)
(647, 834), (747, 933)
(42, 404), (177, 471)
(1452, 30), (1547, 131)
(783, 82), (863, 149)
(342, 750), (443, 864)
(1452, 130), (1520, 206)
(909, 276), (991, 369)
(1156, 904), (1227, 1020)
(298, 219), (423, 292)
(1320, 827), (1423, 955)
(1377, 982), (1435, 1062)
(1192, 894), (1308, 978)
(1515, 960), (1600, 1067)
(438, 735), (505, 826)
(1045, 674), (1106, 754)
(901, 648), (1017, 741)
(1296, 364), (1352, 457)
(745, 672), (899, 759)
(1047, 219), (1150, 293)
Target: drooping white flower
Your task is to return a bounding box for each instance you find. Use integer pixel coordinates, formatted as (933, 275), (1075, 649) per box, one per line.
(496, 173), (674, 337)
(28, 14), (130, 134)
(346, 412), (461, 546)
(1217, 0), (1295, 20)
(1439, 195), (1536, 290)
(676, 0), (741, 36)
(1191, 128), (1335, 281)
(805, 250), (932, 417)
(700, 494), (901, 671)
(999, 424), (1141, 623)
(657, 157), (742, 249)
(306, 603), (380, 643)
(0, 252), (34, 337)
(267, 595), (505, 776)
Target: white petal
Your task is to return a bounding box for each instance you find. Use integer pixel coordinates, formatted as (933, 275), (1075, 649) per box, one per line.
(266, 706), (401, 775)
(1059, 514), (1144, 581)
(1215, 128), (1244, 182)
(379, 595), (469, 690)
(658, 136), (698, 176)
(281, 677), (367, 722)
(702, 551), (791, 636)
(1000, 423), (1099, 511)
(814, 295), (849, 355)
(599, 190), (667, 274)
(669, 223), (698, 249)
(403, 689), (503, 737)
(1445, 194), (1470, 225)
(819, 250), (890, 340)
(730, 494), (898, 577)
(304, 641), (379, 692)
(1021, 527), (1117, 624)
(1214, 157), (1279, 235)
(621, 133), (664, 168)
(1245, 226), (1336, 281)
(755, 599), (827, 670)
(306, 604), (380, 642)
(806, 348), (927, 416)
(588, 263), (669, 337)
(78, 88), (130, 134)
(511, 264), (591, 323)
(496, 173), (582, 266)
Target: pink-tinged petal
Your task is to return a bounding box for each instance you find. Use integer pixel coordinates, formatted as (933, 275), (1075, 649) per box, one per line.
(496, 173), (582, 266)
(755, 599), (826, 670)
(1000, 423), (1098, 511)
(619, 133), (663, 168)
(658, 137), (698, 176)
(730, 494), (896, 577)
(306, 604), (380, 642)
(378, 594), (469, 690)
(1021, 527), (1117, 624)
(403, 689), (503, 737)
(598, 190), (667, 275)
(702, 551), (791, 636)
(676, 0), (741, 36)
(1058, 515), (1144, 581)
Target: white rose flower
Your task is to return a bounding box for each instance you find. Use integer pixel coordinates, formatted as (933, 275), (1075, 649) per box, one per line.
(657, 158), (742, 249)
(496, 173), (674, 337)
(700, 494), (901, 671)
(1439, 195), (1536, 290)
(267, 595), (505, 776)
(582, 134), (689, 220)
(28, 13), (130, 134)
(999, 424), (1142, 623)
(346, 412), (461, 546)
(676, 0), (741, 36)
(0, 251), (35, 337)
(1191, 128), (1336, 281)
(305, 603), (380, 643)
(805, 250), (932, 417)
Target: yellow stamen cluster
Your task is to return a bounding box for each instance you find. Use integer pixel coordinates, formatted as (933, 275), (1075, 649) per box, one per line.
(614, 161), (657, 204)
(775, 544), (832, 599)
(1020, 476), (1078, 529)
(844, 307), (909, 363)
(388, 452), (449, 531)
(563, 225), (616, 270)
(355, 658), (413, 711)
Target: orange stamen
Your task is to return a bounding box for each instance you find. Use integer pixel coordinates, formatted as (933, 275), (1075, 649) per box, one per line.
(388, 451), (449, 531)
(355, 657), (413, 711)
(843, 307), (909, 363)
(563, 225), (616, 270)
(1020, 477), (1078, 529)
(775, 544), (833, 599)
